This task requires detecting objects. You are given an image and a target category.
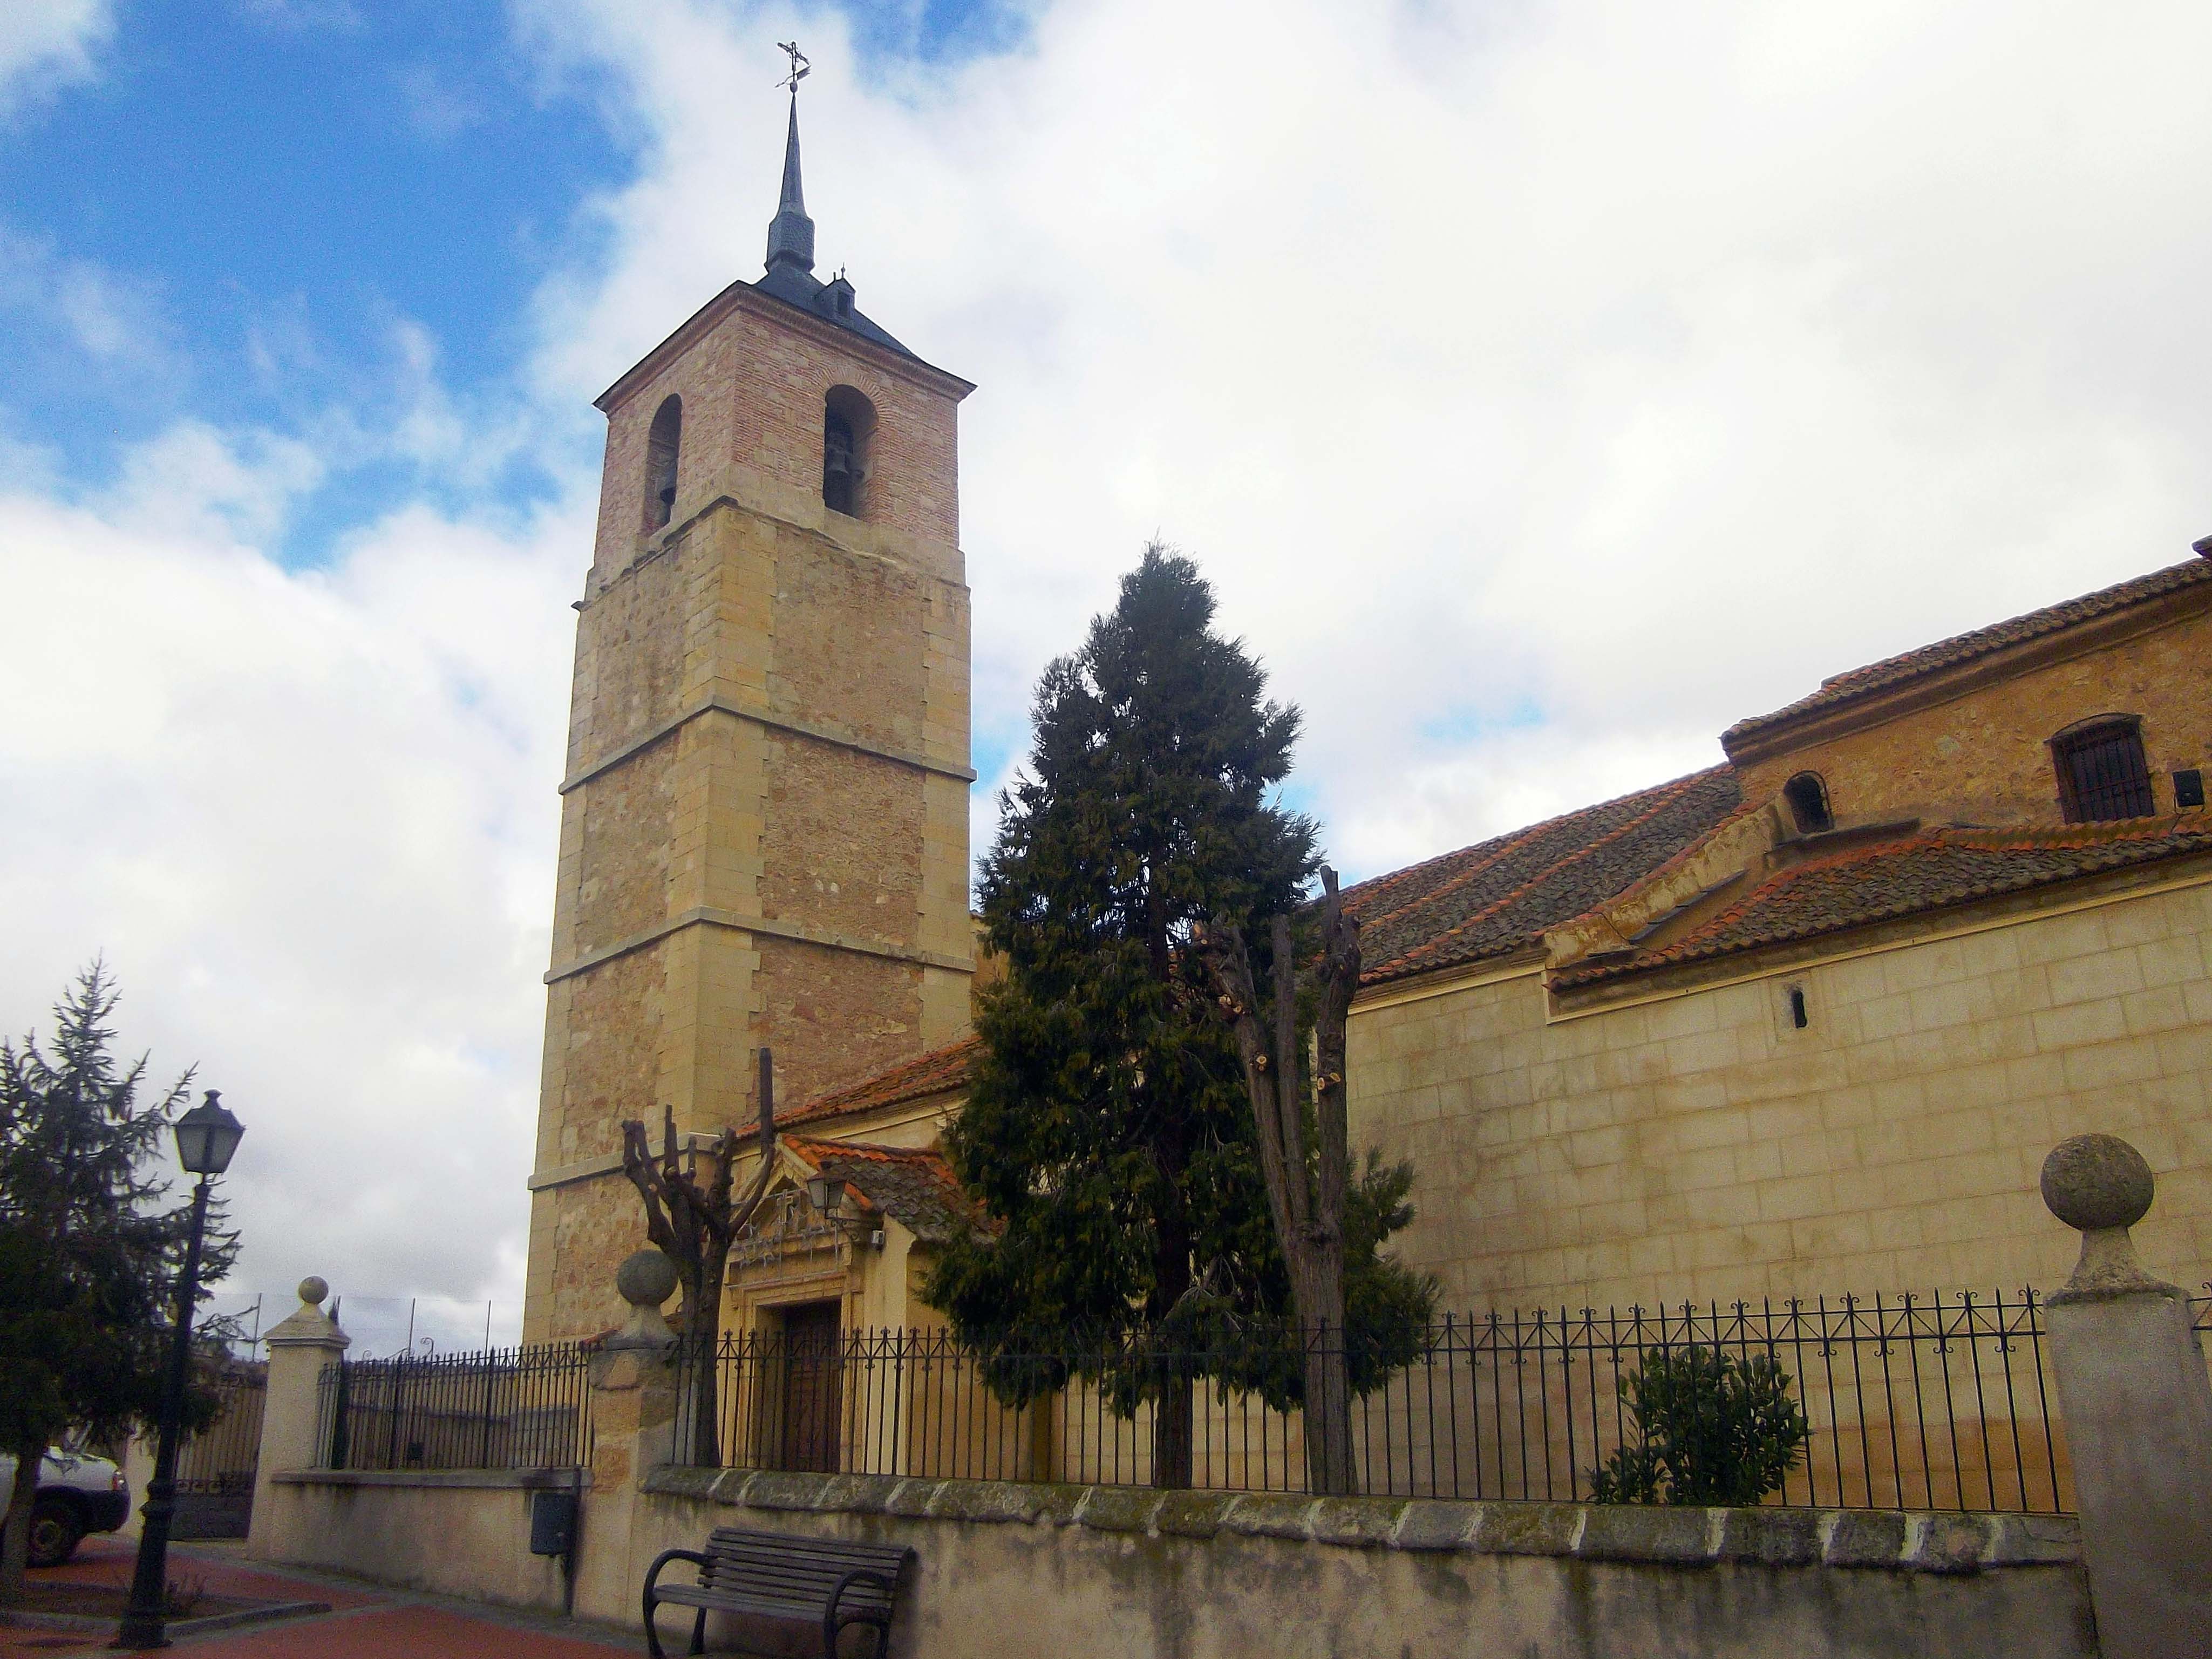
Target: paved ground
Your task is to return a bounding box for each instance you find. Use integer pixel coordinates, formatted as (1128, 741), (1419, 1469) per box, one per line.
(1, 1535), (637, 1657)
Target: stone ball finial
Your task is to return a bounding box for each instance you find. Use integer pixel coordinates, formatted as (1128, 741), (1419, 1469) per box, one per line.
(2041, 1134), (2155, 1233)
(297, 1275), (330, 1308)
(615, 1249), (679, 1309)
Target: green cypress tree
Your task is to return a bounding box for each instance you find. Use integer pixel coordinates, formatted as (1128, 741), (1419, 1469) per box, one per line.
(0, 966), (237, 1600)
(928, 545), (1429, 1487)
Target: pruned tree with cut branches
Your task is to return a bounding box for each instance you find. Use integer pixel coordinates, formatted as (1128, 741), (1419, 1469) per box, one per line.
(620, 1050), (779, 1464)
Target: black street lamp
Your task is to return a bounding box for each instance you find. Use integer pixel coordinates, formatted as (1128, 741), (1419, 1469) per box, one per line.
(114, 1091), (244, 1651)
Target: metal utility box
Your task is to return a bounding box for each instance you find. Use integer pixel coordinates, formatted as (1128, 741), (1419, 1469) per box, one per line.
(529, 1488), (578, 1558)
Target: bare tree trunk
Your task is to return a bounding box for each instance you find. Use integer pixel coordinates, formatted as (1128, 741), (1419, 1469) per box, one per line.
(1149, 1117), (1197, 1490)
(0, 1443), (40, 1604)
(1199, 870), (1363, 1494)
(1153, 1374), (1195, 1490)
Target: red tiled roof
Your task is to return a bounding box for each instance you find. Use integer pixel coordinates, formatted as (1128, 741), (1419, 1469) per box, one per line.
(1723, 557), (2212, 756)
(774, 1036), (979, 1131)
(1556, 819), (2212, 987)
(1343, 768), (1745, 987)
(778, 1134), (991, 1246)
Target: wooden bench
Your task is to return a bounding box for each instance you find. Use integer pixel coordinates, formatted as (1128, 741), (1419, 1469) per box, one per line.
(642, 1525), (913, 1658)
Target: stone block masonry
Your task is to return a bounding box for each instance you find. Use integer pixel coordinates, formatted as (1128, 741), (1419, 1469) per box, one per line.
(609, 1467), (2092, 1659)
(1732, 591), (2212, 827)
(1349, 869), (2212, 1316)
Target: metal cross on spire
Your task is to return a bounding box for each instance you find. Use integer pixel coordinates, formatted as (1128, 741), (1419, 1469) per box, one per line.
(775, 40), (810, 95)
(765, 41), (815, 273)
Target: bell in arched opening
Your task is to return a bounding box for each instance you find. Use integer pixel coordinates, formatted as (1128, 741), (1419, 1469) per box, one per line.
(821, 385), (874, 520)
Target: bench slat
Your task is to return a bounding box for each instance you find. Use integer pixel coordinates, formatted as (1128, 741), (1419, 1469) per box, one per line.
(706, 1530), (907, 1565)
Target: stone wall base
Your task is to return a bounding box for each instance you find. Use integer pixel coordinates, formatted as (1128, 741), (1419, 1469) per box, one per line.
(621, 1471), (2094, 1659)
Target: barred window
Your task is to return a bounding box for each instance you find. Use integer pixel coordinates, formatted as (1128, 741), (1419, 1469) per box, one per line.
(2052, 716), (2154, 822)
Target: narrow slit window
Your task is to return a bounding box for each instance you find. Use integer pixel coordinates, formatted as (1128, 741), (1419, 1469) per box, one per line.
(1788, 987), (1809, 1030)
(643, 395), (682, 532)
(2052, 716), (2153, 822)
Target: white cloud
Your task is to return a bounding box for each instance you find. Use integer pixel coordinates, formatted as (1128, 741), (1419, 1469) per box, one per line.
(0, 227), (177, 377)
(0, 0), (110, 118)
(10, 0), (2212, 1320)
(522, 0), (2212, 880)
(0, 452), (580, 1330)
(396, 62), (485, 145)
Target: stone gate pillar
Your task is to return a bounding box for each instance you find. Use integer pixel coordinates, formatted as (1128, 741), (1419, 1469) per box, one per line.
(2040, 1134), (2212, 1659)
(244, 1276), (349, 1560)
(571, 1249), (683, 1627)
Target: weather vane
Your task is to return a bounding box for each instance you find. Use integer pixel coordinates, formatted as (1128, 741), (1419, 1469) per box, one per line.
(775, 40), (809, 95)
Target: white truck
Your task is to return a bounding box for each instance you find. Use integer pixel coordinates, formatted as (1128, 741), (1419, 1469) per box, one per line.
(0, 1447), (132, 1567)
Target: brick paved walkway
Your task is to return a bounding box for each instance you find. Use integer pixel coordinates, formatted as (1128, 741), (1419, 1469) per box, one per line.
(1, 1535), (636, 1657)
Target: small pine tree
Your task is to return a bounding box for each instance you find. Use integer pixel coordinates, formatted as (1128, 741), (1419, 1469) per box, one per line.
(928, 546), (1431, 1486)
(0, 966), (238, 1600)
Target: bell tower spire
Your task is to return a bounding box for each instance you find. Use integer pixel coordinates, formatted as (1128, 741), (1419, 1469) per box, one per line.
(766, 42), (814, 274)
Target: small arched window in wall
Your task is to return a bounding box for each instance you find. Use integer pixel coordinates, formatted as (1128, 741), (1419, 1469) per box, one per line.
(1782, 772), (1833, 834)
(2051, 715), (2154, 822)
(822, 385), (875, 519)
(643, 395), (682, 532)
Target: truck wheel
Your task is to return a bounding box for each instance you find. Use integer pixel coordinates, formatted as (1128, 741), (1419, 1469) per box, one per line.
(28, 1499), (82, 1568)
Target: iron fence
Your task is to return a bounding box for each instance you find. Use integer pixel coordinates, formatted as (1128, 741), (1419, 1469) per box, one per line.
(316, 1343), (593, 1472)
(673, 1289), (2212, 1512)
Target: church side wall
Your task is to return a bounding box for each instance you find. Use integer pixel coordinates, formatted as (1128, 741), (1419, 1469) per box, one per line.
(1349, 873), (2212, 1316)
(1734, 602), (2212, 826)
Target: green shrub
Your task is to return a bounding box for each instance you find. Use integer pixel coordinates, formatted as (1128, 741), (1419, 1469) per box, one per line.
(1589, 1345), (1812, 1506)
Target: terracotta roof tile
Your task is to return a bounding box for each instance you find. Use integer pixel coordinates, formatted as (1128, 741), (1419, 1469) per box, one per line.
(1343, 768), (1745, 987)
(1556, 819), (2212, 987)
(779, 1134), (991, 1246)
(1723, 557), (2212, 755)
(773, 1036), (979, 1131)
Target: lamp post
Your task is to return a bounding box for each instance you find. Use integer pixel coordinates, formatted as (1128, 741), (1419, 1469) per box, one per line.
(114, 1091), (244, 1651)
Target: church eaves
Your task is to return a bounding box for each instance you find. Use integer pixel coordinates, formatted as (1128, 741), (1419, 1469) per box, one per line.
(1552, 818), (2212, 989)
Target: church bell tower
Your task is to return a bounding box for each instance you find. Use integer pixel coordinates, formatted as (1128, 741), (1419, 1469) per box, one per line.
(521, 80), (975, 1342)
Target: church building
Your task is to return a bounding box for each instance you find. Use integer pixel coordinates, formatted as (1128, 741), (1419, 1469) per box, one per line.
(521, 100), (2212, 1356)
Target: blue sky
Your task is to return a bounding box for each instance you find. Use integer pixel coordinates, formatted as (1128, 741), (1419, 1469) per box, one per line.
(5, 3), (600, 549)
(0, 0), (1018, 562)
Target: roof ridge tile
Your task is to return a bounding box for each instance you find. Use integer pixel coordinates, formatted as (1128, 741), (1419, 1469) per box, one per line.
(1385, 773), (1714, 970)
(1724, 558), (2212, 752)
